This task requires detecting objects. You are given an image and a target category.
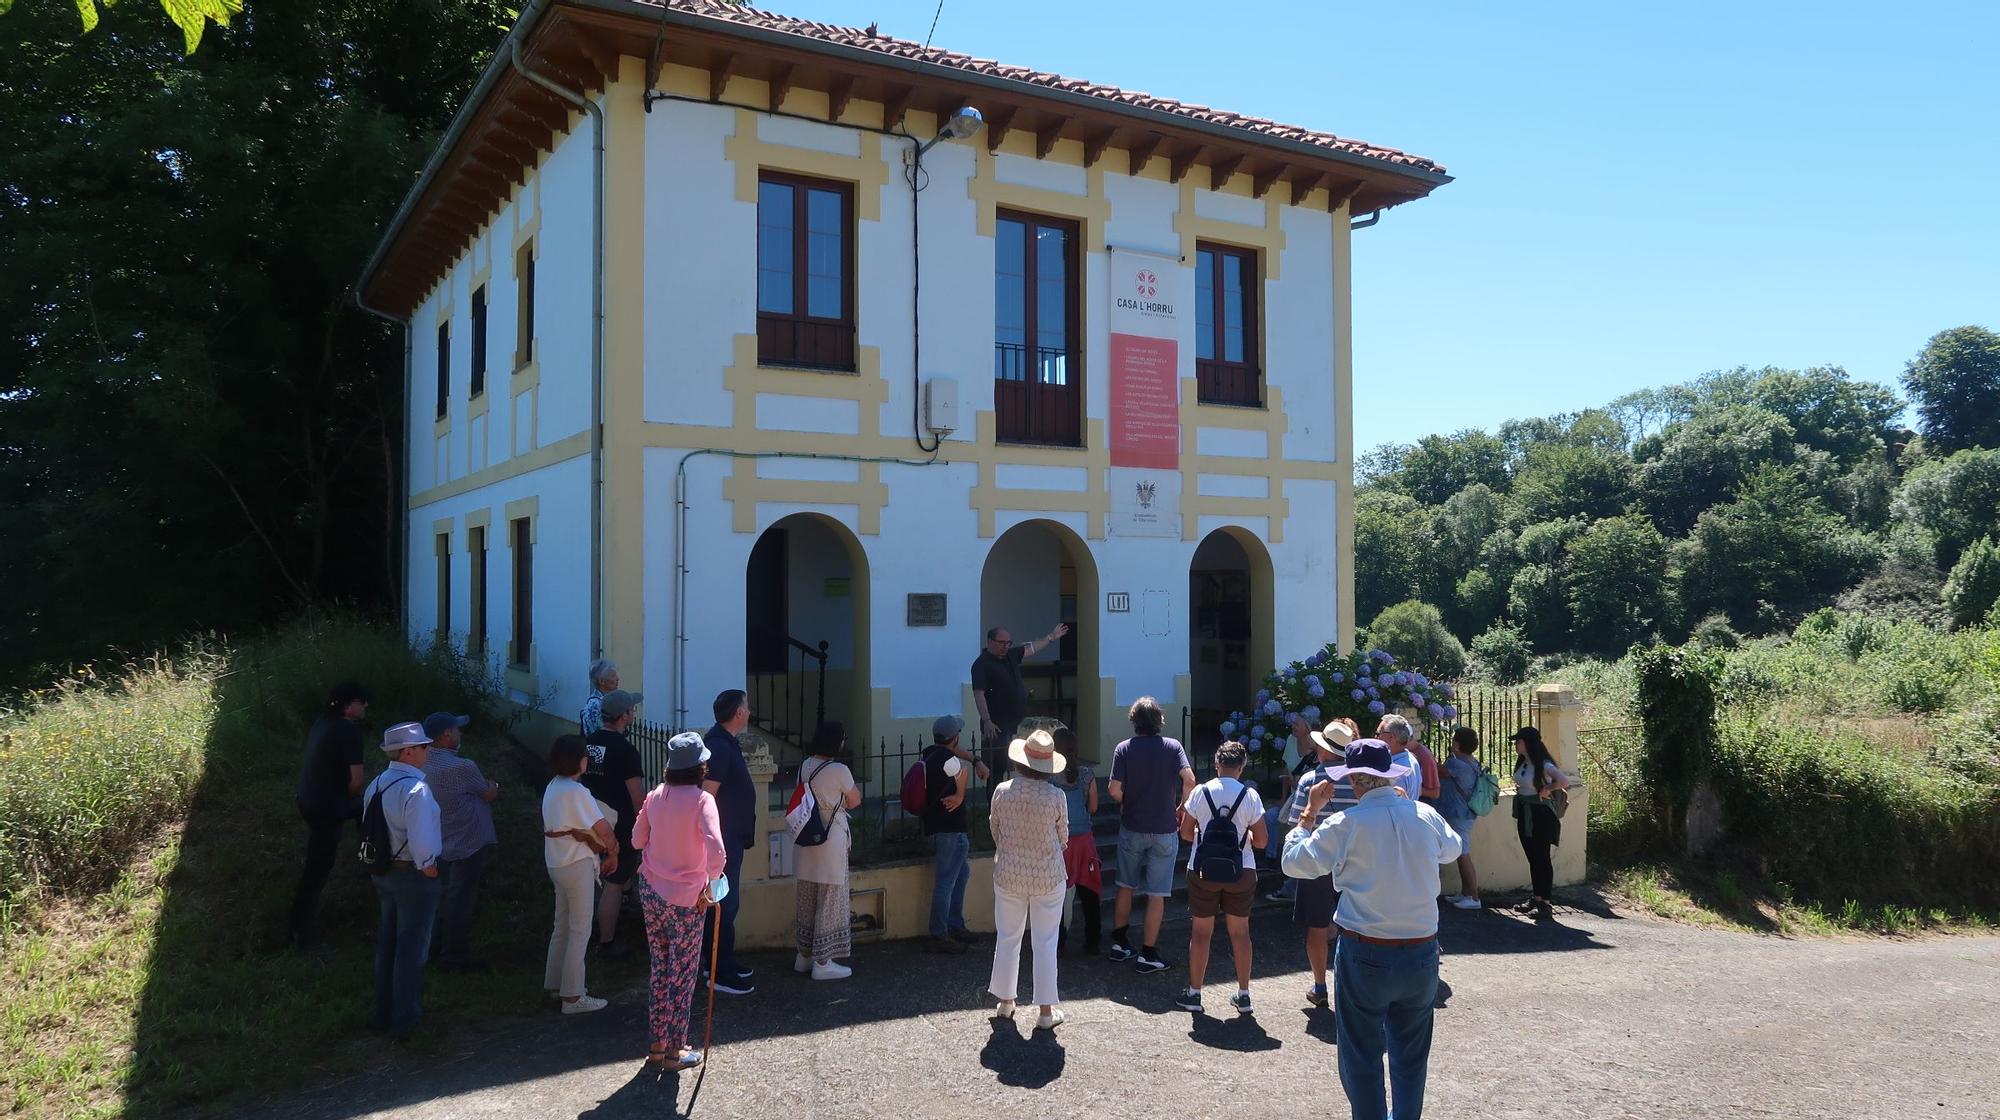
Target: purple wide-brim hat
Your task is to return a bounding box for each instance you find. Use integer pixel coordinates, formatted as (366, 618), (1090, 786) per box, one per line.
(1325, 737), (1412, 781)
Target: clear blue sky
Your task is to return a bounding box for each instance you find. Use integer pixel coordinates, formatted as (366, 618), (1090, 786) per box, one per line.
(775, 0), (2000, 455)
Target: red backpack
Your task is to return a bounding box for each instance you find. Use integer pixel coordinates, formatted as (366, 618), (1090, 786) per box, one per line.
(899, 758), (929, 815)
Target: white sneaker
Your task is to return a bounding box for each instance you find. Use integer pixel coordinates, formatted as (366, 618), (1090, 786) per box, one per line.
(794, 953), (812, 974)
(1035, 1007), (1066, 1030)
(992, 999), (1016, 1019)
(810, 959), (852, 981)
(561, 994), (608, 1014)
(1452, 895), (1483, 910)
(1442, 893), (1463, 904)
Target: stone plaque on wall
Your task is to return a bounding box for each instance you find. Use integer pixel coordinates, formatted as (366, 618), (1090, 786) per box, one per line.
(907, 593), (947, 627)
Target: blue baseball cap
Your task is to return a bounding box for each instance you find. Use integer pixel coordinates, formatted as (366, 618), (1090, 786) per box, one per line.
(422, 711), (471, 738)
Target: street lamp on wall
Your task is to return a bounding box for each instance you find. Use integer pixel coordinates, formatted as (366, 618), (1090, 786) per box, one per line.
(915, 105), (984, 156)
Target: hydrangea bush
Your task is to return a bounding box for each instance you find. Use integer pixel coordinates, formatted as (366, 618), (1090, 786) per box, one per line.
(1218, 644), (1458, 769)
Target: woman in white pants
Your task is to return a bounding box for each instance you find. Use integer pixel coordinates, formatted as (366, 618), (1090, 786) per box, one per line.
(540, 735), (618, 1013)
(987, 729), (1072, 1030)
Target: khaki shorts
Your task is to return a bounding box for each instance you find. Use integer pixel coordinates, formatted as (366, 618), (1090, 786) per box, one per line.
(1186, 867), (1256, 919)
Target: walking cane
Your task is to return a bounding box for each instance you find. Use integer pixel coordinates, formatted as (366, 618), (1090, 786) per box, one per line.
(685, 898), (722, 1112)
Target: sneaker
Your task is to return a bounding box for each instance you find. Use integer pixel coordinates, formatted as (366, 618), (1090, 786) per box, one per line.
(1511, 898), (1538, 914)
(1229, 991), (1254, 1015)
(1107, 942), (1136, 962)
(1035, 1007), (1066, 1030)
(1441, 893), (1463, 904)
(562, 995), (608, 1015)
(1133, 952), (1170, 974)
(713, 977), (756, 995)
(1452, 895), (1483, 910)
(923, 935), (969, 955)
(948, 928), (982, 945)
(1174, 988), (1203, 1012)
(1533, 899), (1553, 920)
(992, 999), (1016, 1020)
(726, 965), (755, 982)
(794, 953), (812, 974)
(810, 960), (852, 981)
(1305, 984), (1329, 1008)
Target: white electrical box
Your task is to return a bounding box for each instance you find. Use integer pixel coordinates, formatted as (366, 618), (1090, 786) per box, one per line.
(924, 377), (959, 436)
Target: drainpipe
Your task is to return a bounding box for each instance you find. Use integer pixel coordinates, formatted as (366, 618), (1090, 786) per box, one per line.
(353, 297), (413, 639)
(1350, 209), (1383, 231)
(509, 39), (607, 661)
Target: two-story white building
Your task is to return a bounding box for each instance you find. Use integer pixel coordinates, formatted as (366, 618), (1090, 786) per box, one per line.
(357, 0), (1449, 760)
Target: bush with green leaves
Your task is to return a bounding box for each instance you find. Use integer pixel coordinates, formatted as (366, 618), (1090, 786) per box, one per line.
(1632, 643), (1721, 846)
(1363, 600), (1468, 678)
(1943, 536), (2000, 629)
(1470, 622), (1532, 684)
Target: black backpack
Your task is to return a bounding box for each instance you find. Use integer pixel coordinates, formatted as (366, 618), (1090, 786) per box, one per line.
(1193, 783), (1253, 884)
(357, 774), (416, 875)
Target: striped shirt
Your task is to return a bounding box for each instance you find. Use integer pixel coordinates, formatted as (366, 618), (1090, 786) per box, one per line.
(1282, 761), (1358, 828)
(421, 747), (497, 861)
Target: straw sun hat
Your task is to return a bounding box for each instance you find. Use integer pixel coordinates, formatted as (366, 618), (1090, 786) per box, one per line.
(1006, 728), (1067, 775)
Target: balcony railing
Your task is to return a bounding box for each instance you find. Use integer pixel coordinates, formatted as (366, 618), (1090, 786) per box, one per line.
(1197, 359), (1263, 407)
(994, 342), (1081, 446)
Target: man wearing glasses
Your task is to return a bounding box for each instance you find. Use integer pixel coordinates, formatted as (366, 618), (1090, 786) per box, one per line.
(970, 622), (1070, 768)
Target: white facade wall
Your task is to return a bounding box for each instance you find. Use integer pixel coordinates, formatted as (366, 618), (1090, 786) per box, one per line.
(403, 82), (1350, 738)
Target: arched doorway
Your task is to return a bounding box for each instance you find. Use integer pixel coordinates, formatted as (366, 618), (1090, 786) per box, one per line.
(1189, 527), (1275, 758)
(744, 513), (870, 769)
(978, 519), (1101, 757)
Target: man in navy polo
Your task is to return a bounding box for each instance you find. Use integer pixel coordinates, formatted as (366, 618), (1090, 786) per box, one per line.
(702, 689), (757, 995)
(1284, 738), (1463, 1120)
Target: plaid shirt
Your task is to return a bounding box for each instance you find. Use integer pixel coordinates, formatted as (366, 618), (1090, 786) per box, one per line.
(421, 747), (497, 861)
(1282, 761), (1357, 829)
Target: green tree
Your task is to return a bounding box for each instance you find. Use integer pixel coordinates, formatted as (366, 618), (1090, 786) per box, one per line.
(1892, 447), (2000, 571)
(1942, 537), (2000, 629)
(1363, 600), (1467, 678)
(1469, 621), (1531, 684)
(1510, 443), (1634, 523)
(1354, 491), (1432, 623)
(1633, 405), (1797, 535)
(1565, 515), (1669, 654)
(1902, 326), (2000, 453)
(1675, 466), (1878, 628)
(1507, 564), (1569, 650)
(0, 0), (513, 683)
(1393, 430), (1510, 504)
(7, 0), (243, 53)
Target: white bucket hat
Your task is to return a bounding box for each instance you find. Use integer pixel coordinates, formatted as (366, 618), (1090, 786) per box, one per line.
(1007, 729), (1067, 775)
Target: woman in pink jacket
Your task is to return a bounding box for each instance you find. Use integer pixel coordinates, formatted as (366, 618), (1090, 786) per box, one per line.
(631, 731), (727, 1071)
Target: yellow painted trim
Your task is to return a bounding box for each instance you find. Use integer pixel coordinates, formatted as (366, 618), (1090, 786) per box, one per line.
(464, 508), (491, 532)
(408, 430), (589, 509)
(512, 210), (541, 253)
(722, 471), (888, 534)
(468, 387), (490, 420)
(723, 107), (888, 223)
(1178, 380), (1306, 542)
(431, 517), (454, 544)
(510, 358), (540, 393)
(1331, 198), (1356, 652)
(602, 58), (650, 684)
(1175, 180), (1287, 280)
(513, 236), (538, 371)
(433, 413), (451, 440)
(506, 661), (541, 695)
(967, 146), (1111, 246)
(503, 495), (540, 542)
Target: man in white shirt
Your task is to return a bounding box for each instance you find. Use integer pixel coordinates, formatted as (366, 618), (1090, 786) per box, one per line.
(1173, 741), (1267, 1015)
(1283, 737), (1462, 1120)
(363, 721), (444, 1039)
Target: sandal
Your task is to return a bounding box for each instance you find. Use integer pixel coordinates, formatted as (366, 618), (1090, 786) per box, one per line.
(645, 1047), (671, 1072)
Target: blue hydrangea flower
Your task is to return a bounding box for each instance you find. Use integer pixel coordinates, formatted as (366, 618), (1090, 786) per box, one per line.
(1438, 683), (1455, 700)
(1367, 687), (1380, 700)
(1263, 699), (1283, 717)
(1411, 693), (1425, 707)
(1303, 706), (1321, 723)
(1331, 672), (1345, 684)
(1219, 721), (1236, 737)
(1256, 689), (1271, 704)
(1250, 724), (1265, 740)
(1305, 674), (1321, 689)
(1308, 684), (1325, 699)
(1427, 703), (1445, 720)
(1351, 688), (1366, 701)
(1442, 704), (1458, 720)
(1414, 673), (1430, 689)
(1368, 700), (1386, 714)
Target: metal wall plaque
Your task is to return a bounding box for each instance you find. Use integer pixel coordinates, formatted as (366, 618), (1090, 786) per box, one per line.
(1107, 592), (1131, 613)
(907, 592), (947, 627)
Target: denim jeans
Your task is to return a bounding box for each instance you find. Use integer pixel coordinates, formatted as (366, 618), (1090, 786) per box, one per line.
(431, 841), (495, 965)
(929, 832), (971, 937)
(1334, 935), (1439, 1120)
(702, 840), (746, 977)
(371, 866), (442, 1037)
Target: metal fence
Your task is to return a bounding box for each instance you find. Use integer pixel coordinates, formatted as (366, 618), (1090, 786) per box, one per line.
(1418, 683), (1544, 777)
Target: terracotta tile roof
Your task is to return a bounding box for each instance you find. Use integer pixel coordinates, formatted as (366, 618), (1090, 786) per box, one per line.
(639, 0), (1446, 177)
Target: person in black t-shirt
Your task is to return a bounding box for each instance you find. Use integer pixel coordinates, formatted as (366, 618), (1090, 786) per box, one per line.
(970, 621), (1069, 769)
(582, 689), (646, 959)
(920, 715), (981, 954)
(289, 681), (370, 947)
